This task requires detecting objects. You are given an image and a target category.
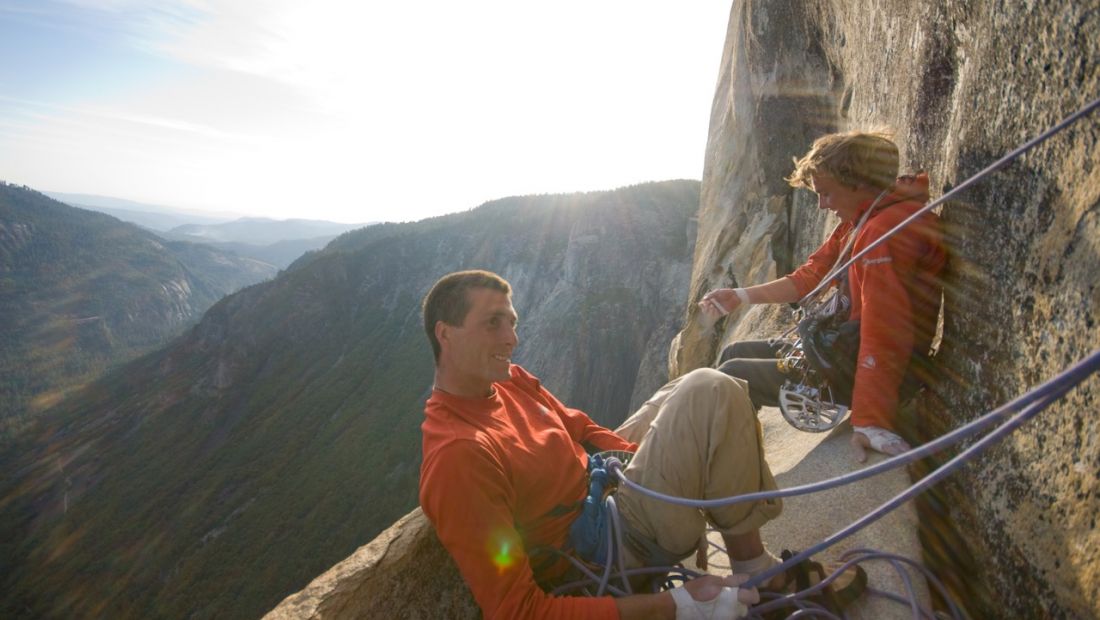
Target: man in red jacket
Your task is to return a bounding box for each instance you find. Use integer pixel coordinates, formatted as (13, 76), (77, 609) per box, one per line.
(419, 270), (790, 619)
(700, 130), (946, 461)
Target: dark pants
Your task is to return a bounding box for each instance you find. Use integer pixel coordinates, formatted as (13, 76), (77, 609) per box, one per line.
(717, 338), (930, 412)
(715, 340), (788, 410)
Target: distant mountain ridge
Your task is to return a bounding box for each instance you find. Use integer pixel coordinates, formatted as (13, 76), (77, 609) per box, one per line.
(0, 179), (700, 619)
(45, 190), (372, 267)
(0, 183), (278, 437)
(183, 236), (347, 270)
(64, 204), (230, 232)
(164, 217), (370, 245)
(157, 217), (373, 268)
(44, 191), (236, 231)
(44, 191), (240, 224)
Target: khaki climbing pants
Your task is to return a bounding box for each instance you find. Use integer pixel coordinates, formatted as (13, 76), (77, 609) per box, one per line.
(613, 368), (782, 564)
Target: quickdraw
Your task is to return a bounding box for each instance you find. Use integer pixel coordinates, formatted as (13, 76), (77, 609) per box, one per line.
(772, 307), (855, 433)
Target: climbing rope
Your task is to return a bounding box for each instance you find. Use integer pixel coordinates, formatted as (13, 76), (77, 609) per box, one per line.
(607, 347), (1100, 511)
(557, 347), (1098, 616)
(768, 95), (1100, 435)
(600, 347), (1097, 612)
(798, 95), (1100, 305)
(740, 349), (1098, 591)
(561, 95), (1100, 617)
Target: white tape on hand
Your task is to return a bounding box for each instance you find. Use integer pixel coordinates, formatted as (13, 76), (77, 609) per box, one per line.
(697, 298), (728, 329)
(709, 297), (730, 316)
(853, 425), (911, 454)
(699, 291), (730, 317)
(670, 585), (748, 620)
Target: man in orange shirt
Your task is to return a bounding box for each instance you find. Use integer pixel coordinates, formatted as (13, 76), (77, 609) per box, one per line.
(700, 130), (946, 461)
(419, 270), (791, 619)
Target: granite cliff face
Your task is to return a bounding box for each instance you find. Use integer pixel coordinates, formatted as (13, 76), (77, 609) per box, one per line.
(270, 2), (1098, 619)
(673, 1), (1098, 617)
(0, 181), (698, 619)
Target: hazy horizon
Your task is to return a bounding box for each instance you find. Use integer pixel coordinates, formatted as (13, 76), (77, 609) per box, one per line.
(0, 1), (730, 224)
(36, 177), (699, 226)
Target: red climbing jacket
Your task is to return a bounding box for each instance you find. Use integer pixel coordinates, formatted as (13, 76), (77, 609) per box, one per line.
(420, 364), (636, 619)
(786, 174), (946, 430)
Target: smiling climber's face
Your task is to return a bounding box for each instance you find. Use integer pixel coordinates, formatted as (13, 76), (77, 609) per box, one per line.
(438, 287), (518, 397)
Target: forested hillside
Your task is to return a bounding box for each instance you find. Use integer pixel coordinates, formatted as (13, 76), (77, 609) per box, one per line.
(0, 183), (276, 438)
(0, 180), (699, 619)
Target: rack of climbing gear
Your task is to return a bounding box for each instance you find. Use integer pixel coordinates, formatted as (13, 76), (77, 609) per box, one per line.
(772, 312), (853, 433)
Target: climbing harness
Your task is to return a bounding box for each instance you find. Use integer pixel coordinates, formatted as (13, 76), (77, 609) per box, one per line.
(569, 451), (631, 566)
(772, 188), (888, 433)
(767, 91), (1100, 432)
(558, 95), (1100, 618)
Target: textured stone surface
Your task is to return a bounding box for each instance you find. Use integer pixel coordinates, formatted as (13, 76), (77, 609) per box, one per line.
(264, 509), (478, 620)
(267, 411), (929, 620)
(673, 1), (1099, 617)
(697, 409), (931, 619)
(271, 1), (1099, 617)
(264, 374), (927, 619)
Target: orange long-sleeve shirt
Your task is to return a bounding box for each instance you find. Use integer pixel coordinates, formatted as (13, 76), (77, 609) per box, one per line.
(420, 364), (637, 619)
(786, 174), (946, 429)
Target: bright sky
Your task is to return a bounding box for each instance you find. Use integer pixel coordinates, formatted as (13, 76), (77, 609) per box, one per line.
(0, 1), (730, 224)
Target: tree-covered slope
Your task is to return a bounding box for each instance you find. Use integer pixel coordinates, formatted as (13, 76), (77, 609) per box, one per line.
(177, 235), (343, 269)
(0, 180), (699, 619)
(0, 183), (276, 438)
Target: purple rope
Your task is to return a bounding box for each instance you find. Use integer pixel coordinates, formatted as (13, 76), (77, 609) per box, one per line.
(864, 588), (937, 620)
(551, 565), (702, 597)
(606, 495), (633, 594)
(781, 610), (843, 619)
(798, 95), (1100, 304)
(743, 553), (937, 619)
(610, 348), (1100, 510)
(749, 592), (827, 619)
(583, 350), (1096, 609)
(748, 555), (868, 615)
(595, 496), (615, 595)
(543, 546), (629, 597)
(569, 503), (976, 610)
(841, 549), (963, 620)
(564, 97), (1100, 609)
(584, 350), (1097, 612)
(886, 557), (922, 619)
(742, 367), (1074, 591)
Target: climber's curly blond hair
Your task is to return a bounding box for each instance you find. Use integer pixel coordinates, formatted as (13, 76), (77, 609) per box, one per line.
(786, 129), (900, 192)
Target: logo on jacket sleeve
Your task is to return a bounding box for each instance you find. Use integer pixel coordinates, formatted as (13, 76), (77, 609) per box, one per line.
(860, 355), (877, 369)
